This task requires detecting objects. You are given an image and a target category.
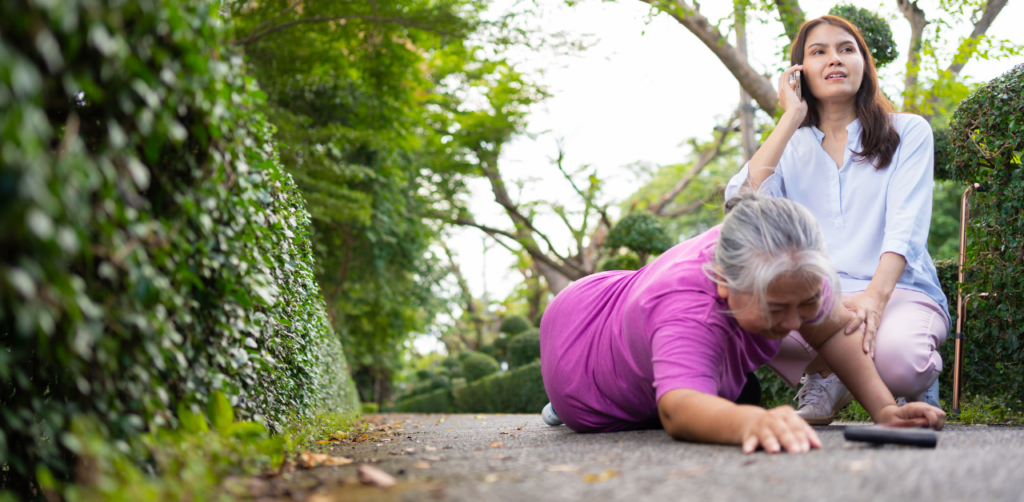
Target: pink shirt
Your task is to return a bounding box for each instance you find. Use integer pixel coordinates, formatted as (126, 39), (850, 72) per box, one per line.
(540, 226), (828, 432)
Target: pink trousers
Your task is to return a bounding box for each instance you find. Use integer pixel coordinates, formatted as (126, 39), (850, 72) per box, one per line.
(767, 288), (950, 400)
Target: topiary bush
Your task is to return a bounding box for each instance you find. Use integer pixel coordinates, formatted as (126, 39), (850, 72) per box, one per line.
(0, 0), (356, 494)
(461, 352), (500, 382)
(507, 329), (541, 369)
(499, 315), (532, 336)
(442, 355), (462, 370)
(828, 4), (899, 69)
(944, 63), (1024, 411)
(605, 213), (672, 265)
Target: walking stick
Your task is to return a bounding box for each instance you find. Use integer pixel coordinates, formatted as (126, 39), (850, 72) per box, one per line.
(952, 183), (991, 418)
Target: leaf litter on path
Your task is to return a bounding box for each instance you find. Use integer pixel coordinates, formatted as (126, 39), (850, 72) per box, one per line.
(582, 469), (619, 483)
(489, 441), (504, 448)
(358, 464), (398, 488)
(299, 452), (353, 468)
(547, 465), (581, 473)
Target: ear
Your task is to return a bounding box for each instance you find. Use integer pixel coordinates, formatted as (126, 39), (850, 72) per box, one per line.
(716, 283), (730, 301)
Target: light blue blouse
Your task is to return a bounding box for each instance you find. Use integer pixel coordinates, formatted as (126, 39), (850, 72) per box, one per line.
(725, 114), (949, 322)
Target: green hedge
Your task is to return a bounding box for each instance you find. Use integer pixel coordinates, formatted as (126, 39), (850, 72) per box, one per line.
(388, 362), (548, 414)
(462, 352), (500, 382)
(0, 0), (356, 494)
(507, 329), (541, 369)
(389, 387), (453, 414)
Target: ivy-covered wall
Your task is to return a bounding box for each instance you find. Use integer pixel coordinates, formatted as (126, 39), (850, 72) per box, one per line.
(0, 0), (358, 494)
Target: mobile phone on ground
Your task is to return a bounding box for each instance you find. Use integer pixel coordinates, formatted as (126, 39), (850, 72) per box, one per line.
(843, 425), (938, 448)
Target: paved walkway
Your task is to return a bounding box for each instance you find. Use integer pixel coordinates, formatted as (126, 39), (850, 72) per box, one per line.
(243, 413), (1024, 502)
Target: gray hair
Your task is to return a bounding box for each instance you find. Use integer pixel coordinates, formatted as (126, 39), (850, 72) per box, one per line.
(705, 193), (839, 323)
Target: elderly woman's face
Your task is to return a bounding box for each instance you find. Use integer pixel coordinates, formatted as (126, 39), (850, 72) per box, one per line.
(717, 272), (823, 339)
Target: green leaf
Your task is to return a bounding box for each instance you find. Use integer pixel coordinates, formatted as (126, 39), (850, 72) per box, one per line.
(207, 391), (234, 433)
(177, 402), (209, 434)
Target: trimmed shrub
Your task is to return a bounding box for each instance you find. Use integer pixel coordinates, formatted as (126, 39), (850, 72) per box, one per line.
(454, 361), (548, 413)
(390, 387), (453, 413)
(480, 343), (501, 360)
(462, 352), (500, 382)
(599, 253), (642, 271)
(828, 4), (899, 68)
(508, 329), (541, 369)
(500, 315), (532, 336)
(416, 369), (432, 381)
(0, 0), (356, 492)
(945, 64), (1024, 410)
(442, 355), (462, 370)
(605, 213), (672, 263)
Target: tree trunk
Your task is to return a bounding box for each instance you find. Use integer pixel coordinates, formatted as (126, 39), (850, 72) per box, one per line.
(774, 0), (806, 41)
(897, 0), (928, 112)
(736, 9), (758, 163)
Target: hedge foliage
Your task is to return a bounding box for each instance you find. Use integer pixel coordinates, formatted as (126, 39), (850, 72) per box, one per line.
(507, 329), (541, 369)
(944, 63), (1024, 407)
(462, 352), (500, 382)
(827, 4), (898, 69)
(0, 0), (357, 492)
(389, 362), (548, 414)
(499, 315), (532, 336)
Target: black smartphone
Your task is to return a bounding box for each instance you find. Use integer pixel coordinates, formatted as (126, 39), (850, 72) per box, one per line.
(843, 425), (938, 448)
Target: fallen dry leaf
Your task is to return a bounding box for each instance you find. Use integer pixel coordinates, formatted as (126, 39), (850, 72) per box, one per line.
(299, 452), (353, 468)
(582, 469), (619, 483)
(547, 465), (581, 473)
(517, 423), (528, 430)
(315, 439), (341, 444)
(412, 462), (431, 469)
(358, 464), (397, 488)
(488, 441), (504, 448)
(404, 448), (417, 454)
(490, 454), (509, 460)
(484, 473), (501, 483)
(421, 455), (441, 461)
(474, 415), (485, 420)
(846, 460), (871, 473)
(424, 446), (437, 451)
(332, 431), (348, 440)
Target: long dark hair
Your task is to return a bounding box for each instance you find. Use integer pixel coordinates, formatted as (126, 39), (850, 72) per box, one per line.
(791, 15), (900, 170)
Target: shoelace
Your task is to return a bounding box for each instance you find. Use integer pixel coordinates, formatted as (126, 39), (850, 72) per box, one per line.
(794, 377), (829, 410)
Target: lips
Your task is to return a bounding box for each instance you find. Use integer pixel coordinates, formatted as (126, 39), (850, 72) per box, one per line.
(825, 71), (847, 80)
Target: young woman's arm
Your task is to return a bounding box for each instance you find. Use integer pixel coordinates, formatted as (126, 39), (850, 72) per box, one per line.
(799, 307), (945, 428)
(657, 389), (820, 454)
(746, 65), (807, 191)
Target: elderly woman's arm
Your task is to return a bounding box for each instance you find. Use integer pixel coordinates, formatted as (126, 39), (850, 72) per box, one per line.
(657, 389), (821, 454)
(799, 307), (946, 428)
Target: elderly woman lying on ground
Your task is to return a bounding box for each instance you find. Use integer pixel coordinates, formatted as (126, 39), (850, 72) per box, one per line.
(538, 194), (944, 454)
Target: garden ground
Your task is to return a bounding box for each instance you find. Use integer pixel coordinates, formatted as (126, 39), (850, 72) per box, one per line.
(232, 413), (1024, 501)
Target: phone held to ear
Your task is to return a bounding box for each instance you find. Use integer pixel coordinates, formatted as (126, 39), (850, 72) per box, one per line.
(790, 70), (803, 101)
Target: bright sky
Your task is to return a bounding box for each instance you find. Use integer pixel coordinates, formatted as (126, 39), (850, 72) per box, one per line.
(440, 0), (1024, 319)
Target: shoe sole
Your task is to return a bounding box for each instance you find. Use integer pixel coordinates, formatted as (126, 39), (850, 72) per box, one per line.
(800, 391), (855, 426)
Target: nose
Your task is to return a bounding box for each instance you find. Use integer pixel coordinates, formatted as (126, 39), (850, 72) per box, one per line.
(778, 308), (802, 331)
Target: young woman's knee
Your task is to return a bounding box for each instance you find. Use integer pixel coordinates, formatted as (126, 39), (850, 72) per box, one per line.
(872, 341), (942, 397)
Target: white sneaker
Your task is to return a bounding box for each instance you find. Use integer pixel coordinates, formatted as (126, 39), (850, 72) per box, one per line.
(542, 402), (564, 426)
(794, 373), (854, 425)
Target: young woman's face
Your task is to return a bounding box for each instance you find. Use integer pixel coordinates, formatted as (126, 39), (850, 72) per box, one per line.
(801, 24), (865, 104)
(717, 272), (823, 340)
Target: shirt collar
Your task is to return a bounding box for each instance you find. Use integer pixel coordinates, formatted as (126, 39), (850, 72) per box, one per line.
(810, 118), (862, 144)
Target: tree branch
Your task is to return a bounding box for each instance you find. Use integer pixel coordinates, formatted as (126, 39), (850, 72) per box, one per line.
(945, 0), (1008, 77)
(648, 112), (738, 216)
(774, 0), (806, 42)
(232, 14), (454, 46)
(641, 0), (778, 115)
(897, 0), (928, 112)
(661, 185), (725, 218)
(450, 217), (586, 281)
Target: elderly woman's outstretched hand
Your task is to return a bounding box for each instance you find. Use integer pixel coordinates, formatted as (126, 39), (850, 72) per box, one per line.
(741, 406), (823, 454)
(874, 403), (946, 430)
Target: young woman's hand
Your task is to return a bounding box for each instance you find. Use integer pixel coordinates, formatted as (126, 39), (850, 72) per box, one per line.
(741, 405), (822, 454)
(874, 403), (946, 430)
(777, 65), (807, 122)
(842, 290), (888, 358)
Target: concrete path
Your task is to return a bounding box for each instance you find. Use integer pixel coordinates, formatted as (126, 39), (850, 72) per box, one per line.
(244, 413), (1024, 502)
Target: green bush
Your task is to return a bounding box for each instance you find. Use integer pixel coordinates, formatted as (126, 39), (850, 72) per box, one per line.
(480, 343), (501, 360)
(828, 4), (899, 69)
(599, 252), (642, 271)
(507, 329), (541, 369)
(442, 355), (462, 370)
(454, 361), (548, 413)
(0, 0), (356, 493)
(945, 63), (1024, 411)
(462, 352), (500, 382)
(389, 387), (453, 413)
(605, 213), (672, 264)
(500, 315), (532, 335)
(416, 369), (432, 380)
